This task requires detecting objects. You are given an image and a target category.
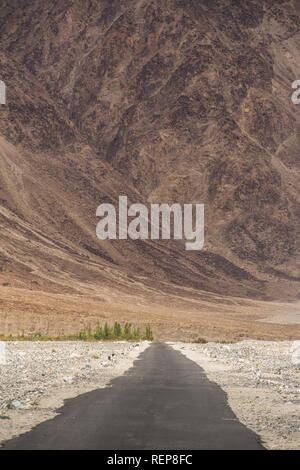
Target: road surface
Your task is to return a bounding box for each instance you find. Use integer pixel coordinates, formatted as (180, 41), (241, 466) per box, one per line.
(2, 343), (264, 450)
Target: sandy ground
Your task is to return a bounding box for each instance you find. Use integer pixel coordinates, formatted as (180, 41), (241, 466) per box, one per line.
(171, 340), (300, 450)
(0, 340), (150, 446)
(1, 286), (300, 343)
(258, 309), (300, 325)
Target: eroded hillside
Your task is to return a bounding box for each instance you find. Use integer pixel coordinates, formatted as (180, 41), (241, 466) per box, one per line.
(0, 1), (299, 339)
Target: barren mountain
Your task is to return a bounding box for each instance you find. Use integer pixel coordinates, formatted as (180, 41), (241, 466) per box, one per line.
(0, 0), (299, 339)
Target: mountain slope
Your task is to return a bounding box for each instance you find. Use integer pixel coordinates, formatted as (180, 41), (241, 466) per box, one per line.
(0, 0), (299, 313)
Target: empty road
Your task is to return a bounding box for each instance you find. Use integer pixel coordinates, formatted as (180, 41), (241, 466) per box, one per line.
(2, 343), (264, 450)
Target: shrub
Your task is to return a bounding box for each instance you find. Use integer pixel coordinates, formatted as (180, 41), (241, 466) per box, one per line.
(193, 337), (207, 344)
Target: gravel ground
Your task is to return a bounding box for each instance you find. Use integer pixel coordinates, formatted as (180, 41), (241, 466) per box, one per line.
(0, 340), (149, 445)
(1, 340), (299, 450)
(171, 340), (300, 450)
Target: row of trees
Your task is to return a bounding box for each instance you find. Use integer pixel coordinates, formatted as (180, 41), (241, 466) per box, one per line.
(77, 321), (153, 341)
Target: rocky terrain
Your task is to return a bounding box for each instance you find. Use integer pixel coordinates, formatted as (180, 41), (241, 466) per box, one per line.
(0, 1), (299, 336)
(173, 340), (300, 450)
(1, 339), (299, 449)
(0, 340), (149, 444)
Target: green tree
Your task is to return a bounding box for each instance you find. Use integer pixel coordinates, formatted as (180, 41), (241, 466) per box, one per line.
(123, 322), (132, 339)
(133, 327), (141, 340)
(143, 324), (153, 341)
(113, 321), (122, 338)
(94, 321), (103, 340)
(103, 322), (111, 339)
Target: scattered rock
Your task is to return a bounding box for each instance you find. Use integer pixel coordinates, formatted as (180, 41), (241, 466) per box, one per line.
(172, 340), (300, 450)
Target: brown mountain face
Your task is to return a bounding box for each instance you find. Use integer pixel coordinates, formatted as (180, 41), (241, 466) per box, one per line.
(0, 0), (300, 339)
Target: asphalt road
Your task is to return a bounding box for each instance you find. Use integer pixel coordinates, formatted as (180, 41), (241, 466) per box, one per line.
(2, 343), (264, 450)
